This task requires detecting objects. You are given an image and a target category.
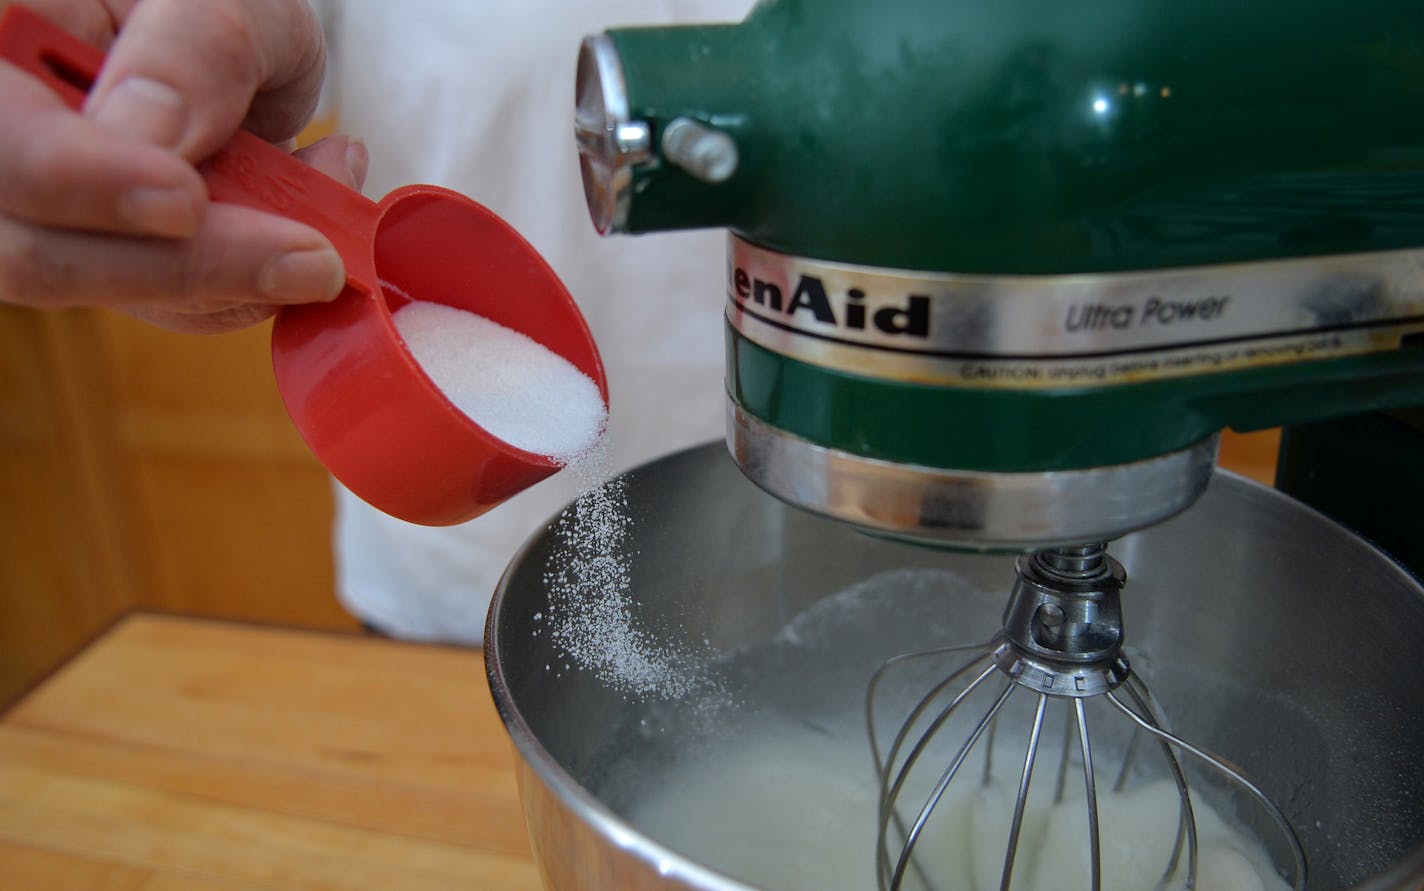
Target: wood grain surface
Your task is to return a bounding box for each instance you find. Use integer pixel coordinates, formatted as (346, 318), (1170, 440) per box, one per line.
(0, 303), (359, 710)
(0, 614), (542, 891)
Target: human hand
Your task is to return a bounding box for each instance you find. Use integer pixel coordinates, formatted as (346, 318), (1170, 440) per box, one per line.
(0, 0), (367, 334)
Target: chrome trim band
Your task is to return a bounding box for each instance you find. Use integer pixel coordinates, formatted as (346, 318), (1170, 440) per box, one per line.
(991, 641), (1133, 699)
(727, 236), (1424, 388)
(728, 401), (1219, 549)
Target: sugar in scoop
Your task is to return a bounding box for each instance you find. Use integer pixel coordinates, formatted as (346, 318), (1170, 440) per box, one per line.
(392, 300), (607, 463)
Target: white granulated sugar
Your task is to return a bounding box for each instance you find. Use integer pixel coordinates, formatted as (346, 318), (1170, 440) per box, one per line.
(538, 439), (711, 700)
(390, 299), (606, 462)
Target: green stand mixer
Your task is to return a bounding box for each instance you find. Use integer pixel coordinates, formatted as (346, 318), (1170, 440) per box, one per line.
(542, 0), (1424, 888)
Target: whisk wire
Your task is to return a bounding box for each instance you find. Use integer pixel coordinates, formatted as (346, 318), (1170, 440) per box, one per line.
(1054, 704), (1074, 804)
(1118, 678), (1197, 891)
(1074, 698), (1103, 891)
(999, 694), (1048, 891)
(982, 713), (998, 787)
(867, 642), (994, 780)
(866, 641), (994, 890)
(875, 653), (995, 842)
(1112, 718), (1143, 793)
(888, 671), (1013, 888)
(1107, 686), (1308, 891)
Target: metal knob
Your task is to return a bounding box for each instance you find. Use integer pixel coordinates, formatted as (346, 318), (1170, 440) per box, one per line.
(660, 117), (739, 183)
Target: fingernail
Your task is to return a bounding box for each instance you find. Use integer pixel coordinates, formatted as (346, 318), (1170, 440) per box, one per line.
(345, 137), (369, 191)
(258, 247), (345, 302)
(90, 76), (188, 149)
(117, 185), (200, 237)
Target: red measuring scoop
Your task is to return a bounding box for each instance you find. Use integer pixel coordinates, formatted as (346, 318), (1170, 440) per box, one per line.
(0, 5), (608, 526)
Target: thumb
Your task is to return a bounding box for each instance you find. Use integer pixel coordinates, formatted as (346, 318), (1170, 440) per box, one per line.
(293, 134), (370, 192)
(82, 0), (327, 162)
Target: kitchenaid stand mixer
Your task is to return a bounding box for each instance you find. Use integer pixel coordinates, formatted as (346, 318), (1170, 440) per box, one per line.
(562, 0), (1424, 887)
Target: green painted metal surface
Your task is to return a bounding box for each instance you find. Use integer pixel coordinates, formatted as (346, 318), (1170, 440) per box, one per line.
(613, 0), (1424, 274)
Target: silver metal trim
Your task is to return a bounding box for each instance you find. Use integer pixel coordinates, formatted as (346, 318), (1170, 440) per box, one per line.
(727, 401), (1219, 549)
(727, 235), (1424, 388)
(576, 33), (649, 234)
(991, 642), (1132, 698)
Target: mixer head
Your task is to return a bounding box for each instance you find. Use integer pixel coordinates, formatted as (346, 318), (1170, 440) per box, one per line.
(576, 0), (1424, 550)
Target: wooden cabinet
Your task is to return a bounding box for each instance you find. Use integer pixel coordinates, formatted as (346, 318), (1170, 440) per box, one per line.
(0, 304), (358, 706)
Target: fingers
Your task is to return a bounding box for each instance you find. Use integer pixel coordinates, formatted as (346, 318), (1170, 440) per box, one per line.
(0, 58), (206, 236)
(0, 0), (329, 239)
(110, 129), (367, 334)
(0, 0), (345, 334)
(294, 133), (369, 192)
(0, 0), (124, 49)
(0, 200), (345, 316)
(118, 300), (284, 335)
(84, 0), (327, 162)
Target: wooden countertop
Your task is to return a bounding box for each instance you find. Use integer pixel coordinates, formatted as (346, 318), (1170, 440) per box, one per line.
(0, 614), (542, 890)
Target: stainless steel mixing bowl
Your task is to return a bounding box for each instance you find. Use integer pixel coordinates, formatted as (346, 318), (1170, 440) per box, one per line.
(486, 441), (1424, 891)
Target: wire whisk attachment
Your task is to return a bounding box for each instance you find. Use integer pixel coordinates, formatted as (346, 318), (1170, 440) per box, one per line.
(866, 544), (1307, 891)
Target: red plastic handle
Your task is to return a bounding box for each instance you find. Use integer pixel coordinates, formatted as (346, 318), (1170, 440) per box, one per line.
(0, 4), (379, 289)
